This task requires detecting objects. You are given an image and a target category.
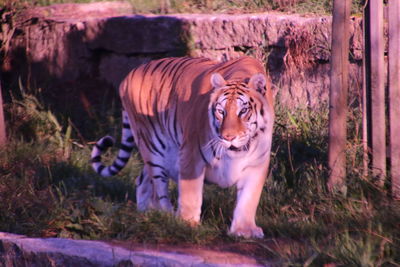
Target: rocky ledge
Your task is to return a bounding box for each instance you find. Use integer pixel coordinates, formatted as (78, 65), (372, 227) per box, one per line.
(0, 232), (265, 267)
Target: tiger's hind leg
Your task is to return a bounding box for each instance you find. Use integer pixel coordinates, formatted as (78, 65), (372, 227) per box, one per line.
(135, 161), (173, 212)
(145, 160), (173, 212)
(135, 166), (154, 211)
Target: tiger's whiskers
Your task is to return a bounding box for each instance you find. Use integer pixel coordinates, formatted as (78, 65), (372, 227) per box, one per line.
(203, 138), (226, 159)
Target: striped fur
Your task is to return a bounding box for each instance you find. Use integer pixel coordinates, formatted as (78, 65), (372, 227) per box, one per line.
(91, 111), (134, 177)
(92, 56), (274, 238)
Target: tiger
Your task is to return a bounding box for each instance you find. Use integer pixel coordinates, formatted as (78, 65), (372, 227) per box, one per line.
(91, 56), (274, 238)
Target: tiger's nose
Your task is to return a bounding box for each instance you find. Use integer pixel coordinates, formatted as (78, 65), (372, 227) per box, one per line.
(222, 133), (236, 141)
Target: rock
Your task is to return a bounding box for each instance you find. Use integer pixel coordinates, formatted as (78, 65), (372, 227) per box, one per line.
(1, 2), (364, 112)
(0, 232), (264, 267)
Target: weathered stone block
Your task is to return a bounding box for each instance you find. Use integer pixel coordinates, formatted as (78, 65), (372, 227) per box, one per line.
(1, 2), (364, 111)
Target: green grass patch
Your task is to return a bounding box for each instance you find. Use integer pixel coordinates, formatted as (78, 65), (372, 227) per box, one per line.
(1, 89), (399, 265)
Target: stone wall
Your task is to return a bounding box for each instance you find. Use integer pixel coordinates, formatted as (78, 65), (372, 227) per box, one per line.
(1, 2), (363, 114)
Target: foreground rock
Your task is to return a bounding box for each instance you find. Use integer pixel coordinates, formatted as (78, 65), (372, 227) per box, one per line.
(0, 232), (265, 267)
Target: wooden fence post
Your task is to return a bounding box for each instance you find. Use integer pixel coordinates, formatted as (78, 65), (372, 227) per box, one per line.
(388, 0), (400, 198)
(368, 0), (386, 185)
(362, 0), (370, 179)
(327, 0), (351, 193)
(0, 79), (6, 147)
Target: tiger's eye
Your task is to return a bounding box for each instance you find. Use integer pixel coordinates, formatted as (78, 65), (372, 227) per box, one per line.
(217, 109), (225, 116)
(239, 107), (248, 116)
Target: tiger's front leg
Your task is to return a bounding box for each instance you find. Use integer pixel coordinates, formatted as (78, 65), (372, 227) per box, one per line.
(229, 161), (269, 238)
(176, 159), (206, 225)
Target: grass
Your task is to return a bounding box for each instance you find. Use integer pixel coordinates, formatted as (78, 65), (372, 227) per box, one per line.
(1, 83), (399, 265)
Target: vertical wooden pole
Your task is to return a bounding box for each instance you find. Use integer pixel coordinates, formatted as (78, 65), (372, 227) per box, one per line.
(369, 0), (386, 184)
(0, 79), (6, 147)
(327, 0), (351, 193)
(362, 0), (370, 178)
(388, 0), (400, 198)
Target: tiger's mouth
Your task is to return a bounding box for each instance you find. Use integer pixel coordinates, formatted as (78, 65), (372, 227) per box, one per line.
(227, 140), (250, 152)
(228, 145), (241, 151)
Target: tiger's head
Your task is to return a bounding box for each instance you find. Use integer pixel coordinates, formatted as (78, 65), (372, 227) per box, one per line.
(207, 72), (272, 157)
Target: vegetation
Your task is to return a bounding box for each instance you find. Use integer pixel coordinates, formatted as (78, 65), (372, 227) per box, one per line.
(1, 0), (365, 15)
(0, 78), (399, 265)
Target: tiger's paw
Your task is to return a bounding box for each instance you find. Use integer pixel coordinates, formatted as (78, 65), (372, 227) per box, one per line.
(229, 224), (264, 239)
(176, 209), (200, 227)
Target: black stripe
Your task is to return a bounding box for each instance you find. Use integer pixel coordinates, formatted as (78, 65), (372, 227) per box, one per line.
(147, 161), (166, 170)
(97, 165), (105, 173)
(121, 144), (134, 152)
(173, 105), (179, 142)
(158, 58), (176, 81)
(140, 131), (164, 157)
(260, 108), (264, 116)
(260, 127), (266, 133)
(126, 136), (134, 143)
(147, 138), (165, 157)
(153, 93), (164, 133)
(142, 60), (154, 79)
(137, 172), (144, 186)
(96, 143), (107, 151)
(211, 145), (217, 157)
(150, 59), (168, 75)
(158, 195), (168, 200)
(159, 58), (190, 87)
(139, 131), (155, 154)
(123, 123), (131, 129)
(148, 119), (166, 149)
(117, 156), (130, 163)
(91, 156), (101, 163)
(113, 162), (125, 171)
(102, 137), (114, 147)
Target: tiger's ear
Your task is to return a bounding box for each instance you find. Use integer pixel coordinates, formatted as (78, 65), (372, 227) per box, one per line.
(210, 73), (226, 89)
(248, 73), (267, 95)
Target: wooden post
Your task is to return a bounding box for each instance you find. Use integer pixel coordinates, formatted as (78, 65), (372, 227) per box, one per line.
(327, 0), (351, 193)
(369, 0), (386, 184)
(362, 0), (370, 178)
(388, 0), (400, 198)
(0, 78), (6, 146)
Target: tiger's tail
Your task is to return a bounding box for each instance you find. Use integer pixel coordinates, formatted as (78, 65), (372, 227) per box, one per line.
(91, 111), (135, 177)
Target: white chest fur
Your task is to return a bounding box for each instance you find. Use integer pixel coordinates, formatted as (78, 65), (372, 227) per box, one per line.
(204, 136), (271, 188)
